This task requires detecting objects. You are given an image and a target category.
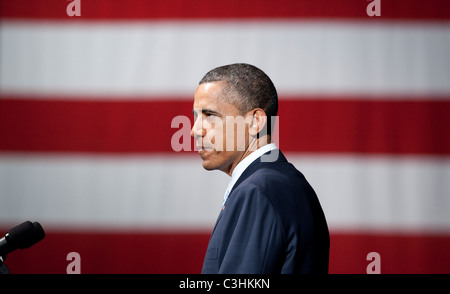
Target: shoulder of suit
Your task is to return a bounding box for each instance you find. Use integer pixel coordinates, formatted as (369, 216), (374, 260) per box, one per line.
(235, 162), (301, 195)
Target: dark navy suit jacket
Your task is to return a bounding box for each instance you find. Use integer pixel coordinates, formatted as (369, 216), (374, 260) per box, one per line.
(201, 151), (329, 274)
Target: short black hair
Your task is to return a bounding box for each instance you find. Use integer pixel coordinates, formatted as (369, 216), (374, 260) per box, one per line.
(199, 63), (278, 134)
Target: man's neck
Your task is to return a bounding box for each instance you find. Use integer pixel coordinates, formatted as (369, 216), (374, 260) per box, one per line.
(226, 135), (272, 176)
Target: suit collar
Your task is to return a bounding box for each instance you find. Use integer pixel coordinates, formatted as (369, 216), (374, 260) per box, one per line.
(212, 149), (285, 234)
(224, 143), (278, 200)
(229, 149), (287, 195)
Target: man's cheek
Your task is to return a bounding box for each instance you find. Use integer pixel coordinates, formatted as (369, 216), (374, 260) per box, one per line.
(205, 126), (225, 151)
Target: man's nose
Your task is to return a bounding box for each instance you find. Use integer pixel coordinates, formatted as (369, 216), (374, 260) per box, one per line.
(191, 117), (204, 138)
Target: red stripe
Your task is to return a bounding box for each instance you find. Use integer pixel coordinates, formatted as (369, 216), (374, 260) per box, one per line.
(1, 0), (450, 21)
(1, 229), (210, 274)
(279, 97), (450, 155)
(2, 229), (449, 273)
(329, 231), (450, 274)
(0, 97), (449, 155)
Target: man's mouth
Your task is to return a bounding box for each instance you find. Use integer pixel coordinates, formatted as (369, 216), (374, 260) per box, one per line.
(196, 144), (214, 158)
(197, 146), (214, 152)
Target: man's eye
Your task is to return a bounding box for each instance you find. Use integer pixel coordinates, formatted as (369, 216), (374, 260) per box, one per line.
(208, 114), (221, 121)
(203, 112), (219, 119)
(204, 114), (221, 126)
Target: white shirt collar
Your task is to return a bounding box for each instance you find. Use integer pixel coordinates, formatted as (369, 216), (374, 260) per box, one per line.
(222, 143), (278, 206)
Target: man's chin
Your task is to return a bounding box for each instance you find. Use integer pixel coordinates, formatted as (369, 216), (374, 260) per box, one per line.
(202, 159), (217, 171)
(202, 165), (216, 171)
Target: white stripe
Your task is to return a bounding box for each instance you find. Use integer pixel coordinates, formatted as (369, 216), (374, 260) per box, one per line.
(290, 154), (450, 232)
(0, 154), (228, 230)
(0, 153), (448, 231)
(1, 21), (450, 99)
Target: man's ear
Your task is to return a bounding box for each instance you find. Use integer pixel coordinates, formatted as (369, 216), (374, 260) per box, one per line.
(248, 108), (268, 137)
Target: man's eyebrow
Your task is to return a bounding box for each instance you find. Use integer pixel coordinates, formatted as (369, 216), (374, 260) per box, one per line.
(192, 108), (222, 117)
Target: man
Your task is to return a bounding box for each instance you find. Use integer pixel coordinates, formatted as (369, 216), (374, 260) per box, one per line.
(191, 63), (329, 274)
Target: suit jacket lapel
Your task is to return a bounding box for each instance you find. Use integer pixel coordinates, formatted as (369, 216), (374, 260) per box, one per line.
(210, 150), (286, 236)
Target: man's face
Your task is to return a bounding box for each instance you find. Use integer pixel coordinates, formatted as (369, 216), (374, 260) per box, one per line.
(190, 82), (249, 176)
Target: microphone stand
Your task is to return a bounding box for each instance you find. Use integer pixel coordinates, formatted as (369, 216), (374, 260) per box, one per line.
(0, 256), (10, 274)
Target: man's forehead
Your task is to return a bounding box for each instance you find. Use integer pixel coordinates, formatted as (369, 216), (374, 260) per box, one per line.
(193, 81), (242, 116)
(198, 81), (223, 92)
(194, 82), (225, 108)
(195, 82), (223, 100)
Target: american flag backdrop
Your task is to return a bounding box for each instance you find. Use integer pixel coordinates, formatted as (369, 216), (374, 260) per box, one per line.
(0, 0), (449, 274)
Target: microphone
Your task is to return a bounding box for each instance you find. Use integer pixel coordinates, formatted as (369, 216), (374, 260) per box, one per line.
(0, 221), (45, 258)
